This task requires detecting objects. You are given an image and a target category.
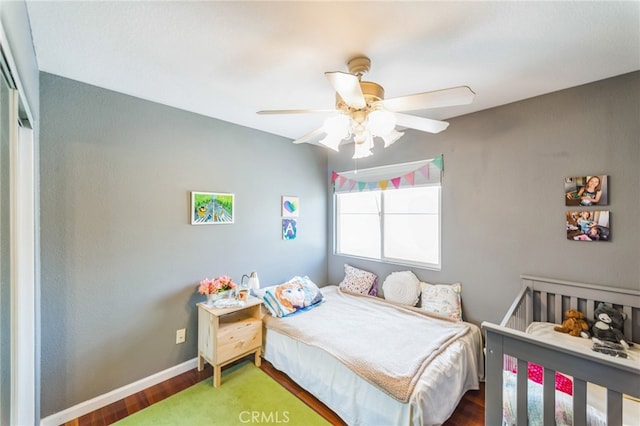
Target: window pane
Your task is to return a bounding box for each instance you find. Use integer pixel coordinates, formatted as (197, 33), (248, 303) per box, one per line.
(337, 215), (381, 258)
(335, 184), (440, 269)
(338, 191), (380, 213)
(384, 215), (439, 265)
(336, 192), (380, 258)
(384, 186), (439, 213)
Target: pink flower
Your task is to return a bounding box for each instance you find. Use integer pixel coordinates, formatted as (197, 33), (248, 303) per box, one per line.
(197, 275), (237, 295)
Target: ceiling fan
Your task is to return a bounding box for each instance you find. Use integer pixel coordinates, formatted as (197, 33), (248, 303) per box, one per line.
(258, 56), (475, 159)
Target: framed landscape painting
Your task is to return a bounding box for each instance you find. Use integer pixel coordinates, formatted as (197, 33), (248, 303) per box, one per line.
(190, 192), (234, 225)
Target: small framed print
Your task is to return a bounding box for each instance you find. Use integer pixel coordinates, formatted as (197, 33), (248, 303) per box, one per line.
(565, 175), (608, 206)
(281, 196), (299, 218)
(566, 210), (610, 242)
(190, 192), (234, 225)
(282, 218), (297, 240)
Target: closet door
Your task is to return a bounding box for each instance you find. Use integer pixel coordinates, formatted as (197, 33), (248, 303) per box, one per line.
(0, 56), (14, 426)
(0, 53), (36, 426)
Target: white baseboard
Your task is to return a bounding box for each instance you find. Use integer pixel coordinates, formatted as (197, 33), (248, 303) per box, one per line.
(40, 357), (198, 426)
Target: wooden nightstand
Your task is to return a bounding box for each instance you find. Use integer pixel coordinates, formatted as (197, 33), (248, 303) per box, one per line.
(197, 296), (263, 387)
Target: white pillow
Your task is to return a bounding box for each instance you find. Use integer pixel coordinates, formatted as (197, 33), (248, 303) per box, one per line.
(382, 271), (421, 306)
(420, 281), (463, 321)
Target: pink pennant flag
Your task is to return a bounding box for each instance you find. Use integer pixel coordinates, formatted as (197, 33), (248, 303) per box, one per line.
(403, 172), (415, 186)
(331, 171), (339, 184)
(379, 180), (388, 191)
(418, 164), (430, 179)
(348, 179), (357, 191)
(390, 177), (402, 189)
(338, 175), (347, 188)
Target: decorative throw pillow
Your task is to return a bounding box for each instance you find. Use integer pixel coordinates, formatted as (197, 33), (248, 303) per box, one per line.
(420, 281), (463, 321)
(338, 264), (377, 295)
(368, 279), (379, 297)
(382, 271), (421, 306)
(257, 276), (323, 317)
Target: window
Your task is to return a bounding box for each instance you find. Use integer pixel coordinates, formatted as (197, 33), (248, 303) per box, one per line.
(334, 161), (442, 270)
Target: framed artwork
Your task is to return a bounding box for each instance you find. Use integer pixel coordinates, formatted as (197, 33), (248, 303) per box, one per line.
(281, 195), (299, 217)
(282, 219), (297, 240)
(190, 192), (234, 225)
(565, 175), (608, 206)
(566, 210), (610, 241)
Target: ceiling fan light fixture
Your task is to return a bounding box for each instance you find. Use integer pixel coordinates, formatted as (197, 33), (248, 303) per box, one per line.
(352, 131), (374, 159)
(319, 135), (342, 152)
(367, 109), (396, 137)
(322, 114), (350, 137)
(259, 56), (474, 160)
(381, 129), (404, 148)
(352, 142), (373, 159)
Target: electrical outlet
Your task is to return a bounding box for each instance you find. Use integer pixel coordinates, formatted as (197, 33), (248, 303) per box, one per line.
(176, 328), (186, 344)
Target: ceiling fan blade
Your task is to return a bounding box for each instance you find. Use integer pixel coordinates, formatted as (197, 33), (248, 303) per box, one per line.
(325, 71), (366, 109)
(394, 113), (449, 134)
(382, 86), (475, 112)
(257, 109), (334, 115)
(293, 127), (324, 144)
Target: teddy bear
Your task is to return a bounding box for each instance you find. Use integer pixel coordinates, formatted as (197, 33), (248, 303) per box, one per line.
(591, 303), (631, 349)
(554, 309), (590, 338)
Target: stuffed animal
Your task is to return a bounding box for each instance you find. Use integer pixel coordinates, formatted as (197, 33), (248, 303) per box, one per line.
(591, 303), (631, 349)
(554, 309), (590, 338)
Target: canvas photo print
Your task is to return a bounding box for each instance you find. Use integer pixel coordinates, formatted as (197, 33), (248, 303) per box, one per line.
(566, 210), (610, 241)
(565, 175), (608, 206)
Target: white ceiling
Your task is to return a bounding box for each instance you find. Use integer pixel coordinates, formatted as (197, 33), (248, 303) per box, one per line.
(26, 1), (640, 141)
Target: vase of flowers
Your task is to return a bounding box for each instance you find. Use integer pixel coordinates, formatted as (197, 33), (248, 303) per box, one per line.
(198, 275), (237, 305)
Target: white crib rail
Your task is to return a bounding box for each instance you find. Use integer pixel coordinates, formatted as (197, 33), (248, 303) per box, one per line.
(483, 275), (640, 426)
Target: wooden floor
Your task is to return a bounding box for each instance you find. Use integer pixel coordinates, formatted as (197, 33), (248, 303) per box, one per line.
(63, 356), (485, 425)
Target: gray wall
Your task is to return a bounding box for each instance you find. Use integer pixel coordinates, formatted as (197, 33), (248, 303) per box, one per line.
(39, 73), (328, 416)
(0, 1), (40, 424)
(329, 72), (640, 326)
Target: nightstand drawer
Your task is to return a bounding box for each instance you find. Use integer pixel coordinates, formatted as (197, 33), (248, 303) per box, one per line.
(216, 319), (261, 363)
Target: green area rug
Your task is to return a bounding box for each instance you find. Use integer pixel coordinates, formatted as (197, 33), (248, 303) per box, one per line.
(114, 361), (330, 425)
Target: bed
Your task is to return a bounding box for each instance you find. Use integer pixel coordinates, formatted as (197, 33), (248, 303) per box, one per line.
(257, 276), (484, 426)
(482, 275), (640, 426)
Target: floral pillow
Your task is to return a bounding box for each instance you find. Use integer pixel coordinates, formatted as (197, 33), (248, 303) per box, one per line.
(257, 276), (323, 317)
(419, 281), (463, 321)
(338, 264), (378, 295)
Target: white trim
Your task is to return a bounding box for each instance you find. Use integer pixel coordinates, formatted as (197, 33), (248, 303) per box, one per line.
(11, 123), (36, 426)
(40, 358), (199, 426)
(1, 17), (38, 425)
(0, 22), (35, 125)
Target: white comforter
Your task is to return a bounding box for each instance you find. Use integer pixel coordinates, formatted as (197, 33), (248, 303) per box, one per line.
(264, 285), (469, 402)
(263, 285), (483, 425)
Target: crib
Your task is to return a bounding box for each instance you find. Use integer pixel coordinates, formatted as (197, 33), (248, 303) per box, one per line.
(482, 275), (640, 425)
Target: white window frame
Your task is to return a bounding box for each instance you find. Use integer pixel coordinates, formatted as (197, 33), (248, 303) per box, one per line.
(334, 184), (442, 271)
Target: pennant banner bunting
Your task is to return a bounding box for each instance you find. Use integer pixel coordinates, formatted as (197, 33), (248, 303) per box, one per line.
(337, 175), (347, 188)
(403, 172), (415, 186)
(332, 155), (443, 193)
